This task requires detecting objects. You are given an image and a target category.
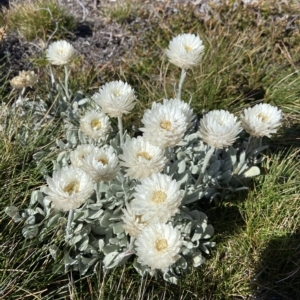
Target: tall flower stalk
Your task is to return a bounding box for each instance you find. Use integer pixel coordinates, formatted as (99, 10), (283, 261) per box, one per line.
(177, 68), (187, 100)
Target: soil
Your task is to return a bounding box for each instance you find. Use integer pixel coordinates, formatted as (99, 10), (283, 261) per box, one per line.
(0, 0), (260, 79)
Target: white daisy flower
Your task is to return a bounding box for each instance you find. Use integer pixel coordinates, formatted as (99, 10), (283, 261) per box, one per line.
(240, 103), (282, 137)
(162, 98), (195, 129)
(92, 81), (136, 118)
(135, 223), (183, 271)
(198, 110), (242, 149)
(79, 110), (111, 139)
(80, 146), (119, 182)
(46, 40), (75, 65)
(122, 203), (151, 238)
(119, 136), (167, 180)
(10, 71), (38, 89)
(44, 166), (94, 211)
(70, 144), (94, 167)
(165, 33), (205, 69)
(132, 173), (184, 223)
(140, 102), (188, 148)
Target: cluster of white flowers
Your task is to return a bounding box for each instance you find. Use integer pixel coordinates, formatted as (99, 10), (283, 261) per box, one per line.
(198, 106), (282, 149)
(122, 173), (184, 271)
(8, 34), (284, 283)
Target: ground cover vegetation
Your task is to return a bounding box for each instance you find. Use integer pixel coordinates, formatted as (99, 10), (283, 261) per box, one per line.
(0, 0), (300, 299)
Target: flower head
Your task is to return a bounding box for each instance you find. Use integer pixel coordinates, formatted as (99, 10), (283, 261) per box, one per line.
(122, 203), (151, 238)
(240, 103), (282, 137)
(92, 81), (136, 118)
(165, 33), (205, 69)
(119, 136), (167, 179)
(162, 98), (195, 129)
(44, 166), (94, 211)
(80, 146), (119, 182)
(46, 40), (75, 65)
(140, 102), (188, 148)
(79, 110), (111, 139)
(135, 223), (183, 271)
(132, 173), (184, 223)
(10, 71), (38, 89)
(198, 110), (242, 149)
(70, 144), (94, 167)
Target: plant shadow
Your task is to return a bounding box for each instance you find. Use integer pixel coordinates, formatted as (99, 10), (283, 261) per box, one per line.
(251, 233), (300, 300)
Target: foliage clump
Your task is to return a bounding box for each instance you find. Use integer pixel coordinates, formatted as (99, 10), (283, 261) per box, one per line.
(4, 0), (76, 41)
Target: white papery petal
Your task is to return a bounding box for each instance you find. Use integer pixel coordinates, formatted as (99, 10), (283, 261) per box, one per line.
(92, 81), (136, 118)
(79, 110), (111, 139)
(140, 102), (188, 148)
(44, 166), (94, 211)
(165, 33), (205, 69)
(122, 203), (151, 238)
(132, 173), (184, 223)
(135, 223), (183, 271)
(46, 40), (75, 65)
(70, 144), (94, 167)
(240, 103), (282, 137)
(119, 136), (167, 179)
(198, 110), (242, 149)
(162, 98), (195, 129)
(80, 146), (119, 182)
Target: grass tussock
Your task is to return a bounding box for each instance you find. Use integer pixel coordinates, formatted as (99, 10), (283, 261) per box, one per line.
(2, 0), (76, 41)
(0, 0), (300, 299)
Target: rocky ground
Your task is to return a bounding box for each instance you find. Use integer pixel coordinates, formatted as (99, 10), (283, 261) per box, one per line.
(0, 0), (262, 78)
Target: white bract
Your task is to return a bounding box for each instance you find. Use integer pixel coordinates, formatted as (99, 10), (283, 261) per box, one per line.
(122, 203), (151, 238)
(70, 144), (94, 167)
(119, 136), (167, 180)
(132, 173), (184, 223)
(10, 70), (38, 89)
(135, 223), (183, 271)
(46, 40), (75, 65)
(198, 110), (242, 149)
(44, 166), (94, 211)
(162, 98), (195, 129)
(140, 102), (188, 148)
(92, 81), (136, 118)
(165, 33), (205, 69)
(80, 146), (119, 182)
(79, 110), (111, 139)
(240, 103), (282, 137)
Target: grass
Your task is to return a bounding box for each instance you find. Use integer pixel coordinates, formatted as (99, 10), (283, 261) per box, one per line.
(1, 0), (300, 299)
(2, 0), (76, 41)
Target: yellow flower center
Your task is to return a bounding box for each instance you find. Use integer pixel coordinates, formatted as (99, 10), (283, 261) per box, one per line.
(91, 119), (102, 130)
(63, 181), (80, 194)
(257, 113), (270, 123)
(152, 190), (167, 204)
(57, 48), (65, 54)
(137, 151), (152, 160)
(160, 120), (172, 131)
(113, 91), (121, 97)
(184, 44), (193, 52)
(155, 238), (168, 251)
(98, 158), (108, 165)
